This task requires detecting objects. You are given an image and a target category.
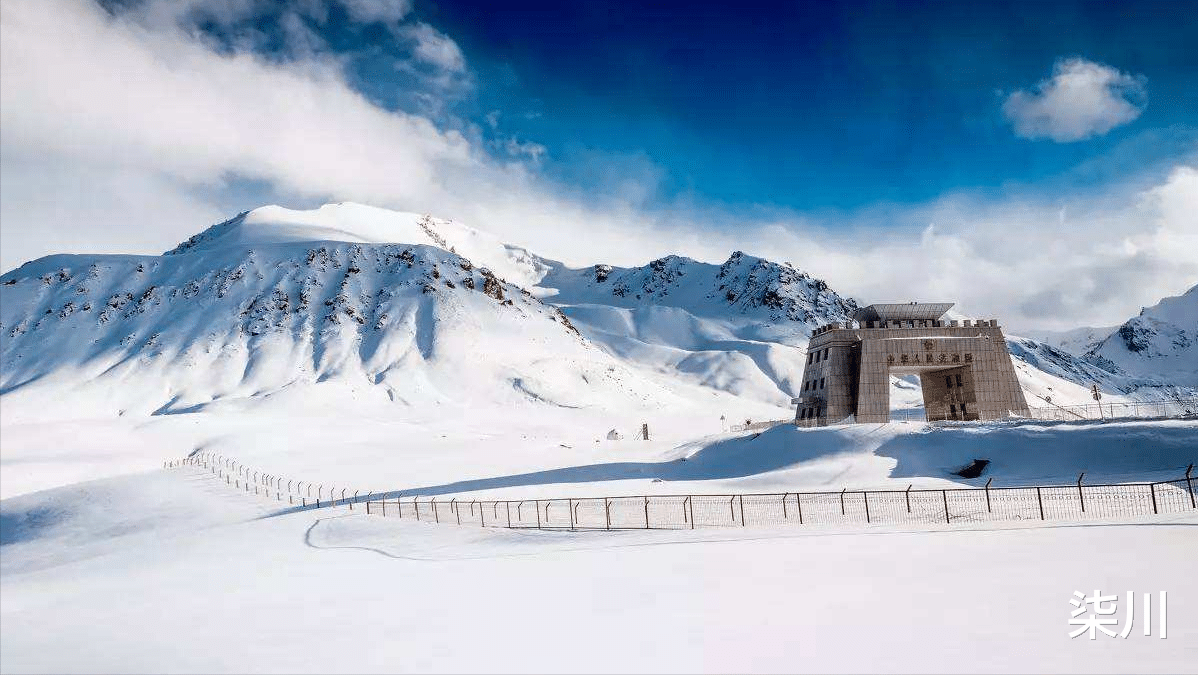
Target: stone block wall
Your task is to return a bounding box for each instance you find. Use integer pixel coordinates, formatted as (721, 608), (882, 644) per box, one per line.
(800, 320), (1030, 425)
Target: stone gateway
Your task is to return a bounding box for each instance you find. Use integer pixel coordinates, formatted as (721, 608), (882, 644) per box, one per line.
(794, 302), (1030, 424)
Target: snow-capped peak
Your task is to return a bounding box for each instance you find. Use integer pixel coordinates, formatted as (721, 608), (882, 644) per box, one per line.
(1083, 283), (1198, 386)
(542, 250), (857, 326)
(165, 203), (551, 289)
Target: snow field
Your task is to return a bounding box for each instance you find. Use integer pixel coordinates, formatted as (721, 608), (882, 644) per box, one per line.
(2, 467), (1196, 674)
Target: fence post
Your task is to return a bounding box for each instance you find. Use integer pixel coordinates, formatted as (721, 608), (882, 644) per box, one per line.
(782, 493), (788, 519)
(644, 496), (650, 529)
(535, 500), (541, 529)
(433, 499), (440, 523)
(738, 495), (745, 526)
(863, 491), (871, 524)
(840, 488), (846, 517)
(688, 496), (695, 529)
(351, 490), (358, 510)
(984, 478), (992, 513)
(941, 490), (950, 524)
(604, 498), (611, 530)
(1186, 464), (1195, 509)
(1077, 472), (1086, 513)
(506, 501), (512, 528)
(728, 496), (736, 522)
(796, 493), (803, 525)
(1036, 487), (1044, 520)
(1150, 483), (1158, 514)
(452, 498), (460, 525)
(568, 498), (575, 531)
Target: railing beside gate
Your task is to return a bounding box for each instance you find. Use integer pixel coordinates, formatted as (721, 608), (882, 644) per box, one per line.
(1025, 398), (1198, 422)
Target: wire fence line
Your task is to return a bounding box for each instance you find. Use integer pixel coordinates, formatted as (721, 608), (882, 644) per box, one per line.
(360, 472), (1197, 531)
(1024, 398), (1198, 422)
(168, 452), (1196, 532)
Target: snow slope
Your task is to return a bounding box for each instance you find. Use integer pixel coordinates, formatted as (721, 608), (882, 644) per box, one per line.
(0, 235), (701, 422)
(1025, 325), (1115, 356)
(2, 468), (1195, 674)
(539, 251), (858, 406)
(1084, 284), (1198, 388)
(166, 203), (551, 288)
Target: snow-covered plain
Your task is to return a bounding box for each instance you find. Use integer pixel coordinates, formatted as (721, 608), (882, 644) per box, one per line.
(2, 203), (1197, 673)
(2, 467), (1195, 674)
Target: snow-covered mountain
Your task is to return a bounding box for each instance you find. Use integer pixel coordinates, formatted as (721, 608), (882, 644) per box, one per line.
(1082, 284), (1198, 388)
(1023, 325), (1115, 356)
(3, 203), (1194, 422)
(0, 210), (707, 421)
(538, 252), (857, 406)
(0, 203), (866, 418)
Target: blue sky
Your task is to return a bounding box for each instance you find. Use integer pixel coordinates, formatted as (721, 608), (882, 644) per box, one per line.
(176, 0), (1198, 209)
(2, 0), (1196, 329)
(431, 0), (1197, 207)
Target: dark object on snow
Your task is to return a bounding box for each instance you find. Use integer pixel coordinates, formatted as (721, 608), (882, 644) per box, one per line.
(954, 459), (991, 479)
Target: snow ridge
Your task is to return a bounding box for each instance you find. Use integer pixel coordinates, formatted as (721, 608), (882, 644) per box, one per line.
(1081, 284), (1198, 388)
(0, 239), (620, 418)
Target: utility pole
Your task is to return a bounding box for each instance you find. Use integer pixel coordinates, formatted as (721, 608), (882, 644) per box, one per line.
(1092, 383), (1104, 420)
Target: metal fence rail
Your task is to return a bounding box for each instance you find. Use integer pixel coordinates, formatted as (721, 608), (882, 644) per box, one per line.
(168, 453), (1196, 533)
(1025, 398), (1198, 422)
(363, 471), (1196, 531)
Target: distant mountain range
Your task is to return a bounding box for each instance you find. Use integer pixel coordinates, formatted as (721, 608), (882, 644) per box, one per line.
(2, 203), (1194, 421)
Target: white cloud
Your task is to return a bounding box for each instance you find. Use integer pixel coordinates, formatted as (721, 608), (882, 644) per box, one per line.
(500, 138), (547, 161)
(401, 22), (466, 73)
(735, 165), (1198, 331)
(338, 0), (412, 24)
(1002, 57), (1147, 142)
(0, 0), (1193, 333)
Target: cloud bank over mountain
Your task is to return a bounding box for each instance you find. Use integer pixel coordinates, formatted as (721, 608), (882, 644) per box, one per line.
(1, 0), (1195, 332)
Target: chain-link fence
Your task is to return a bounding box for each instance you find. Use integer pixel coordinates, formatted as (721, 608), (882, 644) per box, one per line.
(1025, 398), (1198, 422)
(168, 452), (1196, 532)
(362, 471), (1196, 530)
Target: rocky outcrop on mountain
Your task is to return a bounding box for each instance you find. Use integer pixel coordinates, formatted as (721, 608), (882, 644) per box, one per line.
(550, 251), (857, 328)
(1081, 284), (1197, 387)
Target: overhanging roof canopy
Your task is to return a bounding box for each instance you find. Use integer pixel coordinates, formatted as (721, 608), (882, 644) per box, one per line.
(850, 302), (954, 323)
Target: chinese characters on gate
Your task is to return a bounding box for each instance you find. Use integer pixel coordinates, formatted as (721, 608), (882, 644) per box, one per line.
(886, 352), (972, 365)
